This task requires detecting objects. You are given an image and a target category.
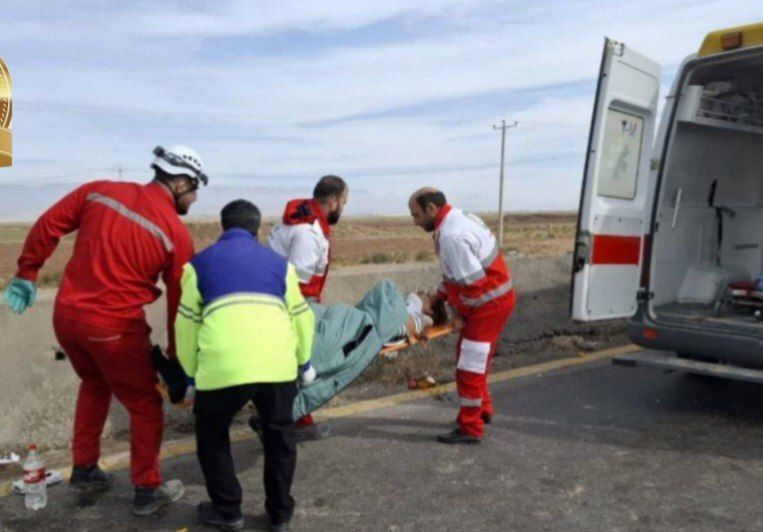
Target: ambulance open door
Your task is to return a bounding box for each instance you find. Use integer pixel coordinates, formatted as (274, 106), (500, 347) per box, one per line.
(571, 39), (660, 321)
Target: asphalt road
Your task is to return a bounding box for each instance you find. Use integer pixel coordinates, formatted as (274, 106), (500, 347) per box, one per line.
(3, 351), (763, 531)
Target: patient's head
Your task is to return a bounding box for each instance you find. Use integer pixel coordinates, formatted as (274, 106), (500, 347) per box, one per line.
(410, 291), (449, 326)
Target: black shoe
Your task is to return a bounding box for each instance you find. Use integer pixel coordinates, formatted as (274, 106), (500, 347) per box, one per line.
(252, 415), (332, 443)
(269, 519), (291, 531)
(295, 423), (332, 443)
(132, 479), (185, 516)
(437, 428), (482, 445)
(482, 413), (493, 425)
(197, 501), (244, 531)
(70, 465), (114, 493)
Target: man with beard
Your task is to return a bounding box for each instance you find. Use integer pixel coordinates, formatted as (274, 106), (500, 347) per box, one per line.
(266, 175), (348, 441)
(408, 187), (515, 444)
(2, 145), (207, 515)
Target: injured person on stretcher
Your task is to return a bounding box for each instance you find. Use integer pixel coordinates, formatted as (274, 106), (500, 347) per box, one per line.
(155, 279), (451, 420)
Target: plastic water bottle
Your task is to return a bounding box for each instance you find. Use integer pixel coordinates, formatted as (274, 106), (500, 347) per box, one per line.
(23, 444), (47, 510)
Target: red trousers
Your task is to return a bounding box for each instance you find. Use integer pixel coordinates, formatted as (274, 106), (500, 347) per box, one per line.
(53, 314), (163, 488)
(456, 296), (515, 437)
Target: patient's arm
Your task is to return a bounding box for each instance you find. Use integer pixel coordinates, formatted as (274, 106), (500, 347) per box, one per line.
(405, 315), (419, 337)
(405, 310), (434, 338)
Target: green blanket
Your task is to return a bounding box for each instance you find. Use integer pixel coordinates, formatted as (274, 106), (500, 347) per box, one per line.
(293, 280), (408, 419)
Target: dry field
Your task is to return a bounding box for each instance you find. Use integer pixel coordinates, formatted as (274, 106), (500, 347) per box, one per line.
(0, 212), (576, 286)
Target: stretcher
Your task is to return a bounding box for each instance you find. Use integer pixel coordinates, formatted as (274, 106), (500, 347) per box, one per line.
(728, 281), (763, 303)
(379, 324), (453, 355)
(157, 324), (455, 408)
(726, 281), (763, 321)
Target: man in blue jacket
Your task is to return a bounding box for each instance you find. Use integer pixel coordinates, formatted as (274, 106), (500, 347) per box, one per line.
(176, 199), (315, 531)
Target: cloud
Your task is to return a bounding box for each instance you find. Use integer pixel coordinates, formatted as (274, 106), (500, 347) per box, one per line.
(1, 0), (761, 220)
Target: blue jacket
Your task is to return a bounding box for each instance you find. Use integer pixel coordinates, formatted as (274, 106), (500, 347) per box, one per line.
(176, 228), (314, 391)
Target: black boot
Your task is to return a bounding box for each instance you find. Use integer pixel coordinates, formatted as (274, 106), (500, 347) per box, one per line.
(437, 428), (482, 445)
(269, 518), (291, 531)
(70, 465), (114, 493)
(251, 415), (331, 442)
(197, 501), (244, 531)
(132, 479), (185, 516)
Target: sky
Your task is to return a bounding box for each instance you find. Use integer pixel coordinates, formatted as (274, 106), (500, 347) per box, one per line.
(1, 1), (761, 220)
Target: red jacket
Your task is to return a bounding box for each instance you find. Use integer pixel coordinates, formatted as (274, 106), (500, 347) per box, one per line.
(433, 205), (515, 318)
(16, 181), (194, 354)
(267, 198), (331, 302)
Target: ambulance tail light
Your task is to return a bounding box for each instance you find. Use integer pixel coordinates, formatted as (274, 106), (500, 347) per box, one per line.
(642, 327), (659, 340)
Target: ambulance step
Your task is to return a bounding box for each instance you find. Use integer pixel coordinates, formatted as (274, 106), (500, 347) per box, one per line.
(613, 350), (763, 384)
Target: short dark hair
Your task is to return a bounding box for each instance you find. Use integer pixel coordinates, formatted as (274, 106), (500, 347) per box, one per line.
(313, 175), (347, 203)
(221, 199), (261, 234)
(431, 298), (449, 326)
(415, 190), (447, 211)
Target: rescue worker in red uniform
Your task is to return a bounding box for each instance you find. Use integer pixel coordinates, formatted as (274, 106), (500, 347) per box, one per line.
(409, 188), (515, 444)
(265, 175), (348, 441)
(2, 145), (208, 514)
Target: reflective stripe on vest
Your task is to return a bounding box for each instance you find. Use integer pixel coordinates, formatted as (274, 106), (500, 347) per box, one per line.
(480, 243), (499, 269)
(87, 192), (174, 252)
(446, 269), (486, 286)
(202, 293), (287, 319)
(460, 279), (514, 308)
(445, 243), (500, 286)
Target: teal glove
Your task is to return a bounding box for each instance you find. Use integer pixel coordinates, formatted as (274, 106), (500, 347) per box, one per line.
(3, 277), (37, 315)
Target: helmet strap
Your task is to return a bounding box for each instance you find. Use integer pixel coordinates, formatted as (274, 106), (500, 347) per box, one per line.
(157, 174), (198, 204)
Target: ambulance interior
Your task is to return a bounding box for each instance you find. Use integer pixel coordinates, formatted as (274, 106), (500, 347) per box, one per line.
(651, 50), (763, 333)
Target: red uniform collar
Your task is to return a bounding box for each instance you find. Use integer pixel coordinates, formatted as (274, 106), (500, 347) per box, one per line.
(433, 204), (452, 230)
(282, 198), (331, 237)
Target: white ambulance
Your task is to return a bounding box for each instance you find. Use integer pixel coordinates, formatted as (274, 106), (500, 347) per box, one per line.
(572, 22), (763, 381)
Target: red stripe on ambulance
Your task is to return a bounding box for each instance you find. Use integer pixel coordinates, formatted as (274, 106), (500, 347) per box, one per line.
(591, 235), (641, 265)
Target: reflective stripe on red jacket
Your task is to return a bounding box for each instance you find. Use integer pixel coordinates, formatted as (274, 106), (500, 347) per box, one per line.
(267, 198), (330, 302)
(16, 181), (194, 353)
(433, 204), (515, 317)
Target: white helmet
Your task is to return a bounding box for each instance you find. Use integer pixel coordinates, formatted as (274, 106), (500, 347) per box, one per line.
(151, 145), (208, 186)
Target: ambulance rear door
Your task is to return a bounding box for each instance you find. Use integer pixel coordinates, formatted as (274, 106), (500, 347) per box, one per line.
(571, 38), (661, 321)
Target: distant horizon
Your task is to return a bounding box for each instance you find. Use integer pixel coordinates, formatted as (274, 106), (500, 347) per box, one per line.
(0, 180), (581, 222)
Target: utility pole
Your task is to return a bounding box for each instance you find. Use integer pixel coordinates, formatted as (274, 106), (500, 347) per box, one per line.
(117, 165), (123, 180)
(492, 119), (518, 248)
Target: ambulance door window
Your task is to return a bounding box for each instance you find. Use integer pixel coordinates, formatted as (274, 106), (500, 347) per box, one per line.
(596, 108), (644, 200)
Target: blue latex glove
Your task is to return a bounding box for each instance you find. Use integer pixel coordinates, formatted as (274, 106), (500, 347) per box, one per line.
(299, 362), (316, 386)
(3, 278), (37, 315)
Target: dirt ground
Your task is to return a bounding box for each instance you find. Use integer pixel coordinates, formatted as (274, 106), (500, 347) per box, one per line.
(0, 212), (576, 285)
